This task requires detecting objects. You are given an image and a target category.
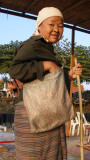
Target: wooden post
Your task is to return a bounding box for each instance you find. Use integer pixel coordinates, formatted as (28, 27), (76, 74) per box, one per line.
(66, 28), (75, 137)
(70, 28), (75, 99)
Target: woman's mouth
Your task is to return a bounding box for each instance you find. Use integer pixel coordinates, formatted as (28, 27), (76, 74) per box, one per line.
(51, 35), (58, 38)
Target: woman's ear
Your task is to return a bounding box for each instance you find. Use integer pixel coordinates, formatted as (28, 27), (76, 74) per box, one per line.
(38, 22), (43, 34)
(38, 27), (40, 33)
(38, 25), (41, 33)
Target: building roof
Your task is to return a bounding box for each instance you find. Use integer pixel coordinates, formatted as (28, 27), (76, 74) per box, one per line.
(0, 0), (90, 33)
(72, 85), (84, 93)
(7, 80), (23, 90)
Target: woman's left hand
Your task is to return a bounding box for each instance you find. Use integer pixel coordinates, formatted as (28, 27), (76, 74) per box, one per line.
(69, 63), (82, 80)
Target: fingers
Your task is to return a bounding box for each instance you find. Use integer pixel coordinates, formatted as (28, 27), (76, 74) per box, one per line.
(74, 63), (82, 76)
(69, 63), (82, 80)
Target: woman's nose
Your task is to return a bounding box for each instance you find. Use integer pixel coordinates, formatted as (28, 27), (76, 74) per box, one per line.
(53, 25), (59, 32)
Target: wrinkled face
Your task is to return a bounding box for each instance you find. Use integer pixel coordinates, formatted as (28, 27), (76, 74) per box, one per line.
(38, 16), (63, 44)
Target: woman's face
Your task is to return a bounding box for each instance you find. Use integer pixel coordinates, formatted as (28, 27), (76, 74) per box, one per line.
(38, 16), (63, 44)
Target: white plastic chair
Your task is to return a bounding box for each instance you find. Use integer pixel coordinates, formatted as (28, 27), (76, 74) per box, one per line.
(83, 114), (90, 135)
(75, 112), (80, 135)
(76, 112), (90, 135)
(70, 117), (79, 136)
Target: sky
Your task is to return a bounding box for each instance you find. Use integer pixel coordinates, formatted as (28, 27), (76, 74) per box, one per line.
(0, 12), (90, 80)
(0, 13), (90, 46)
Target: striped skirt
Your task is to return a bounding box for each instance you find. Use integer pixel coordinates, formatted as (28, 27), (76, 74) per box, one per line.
(14, 101), (67, 160)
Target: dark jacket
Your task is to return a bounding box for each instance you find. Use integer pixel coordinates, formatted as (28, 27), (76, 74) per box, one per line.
(9, 36), (70, 99)
(9, 36), (62, 82)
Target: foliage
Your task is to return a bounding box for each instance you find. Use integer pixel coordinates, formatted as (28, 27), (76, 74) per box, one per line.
(54, 38), (90, 81)
(74, 45), (90, 81)
(0, 74), (10, 89)
(2, 74), (10, 87)
(54, 38), (71, 71)
(2, 75), (9, 82)
(0, 40), (22, 74)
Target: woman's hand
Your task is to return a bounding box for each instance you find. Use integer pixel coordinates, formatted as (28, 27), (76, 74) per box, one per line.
(69, 63), (82, 80)
(43, 61), (60, 72)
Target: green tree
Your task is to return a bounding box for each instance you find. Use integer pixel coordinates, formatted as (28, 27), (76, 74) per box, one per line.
(74, 45), (90, 81)
(54, 37), (90, 81)
(0, 40), (22, 74)
(54, 38), (71, 70)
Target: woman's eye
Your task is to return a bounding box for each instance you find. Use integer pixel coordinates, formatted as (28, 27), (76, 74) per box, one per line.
(49, 24), (54, 26)
(58, 25), (63, 28)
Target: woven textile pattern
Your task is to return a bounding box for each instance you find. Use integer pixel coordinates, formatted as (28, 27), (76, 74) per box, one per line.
(14, 102), (67, 159)
(23, 68), (75, 133)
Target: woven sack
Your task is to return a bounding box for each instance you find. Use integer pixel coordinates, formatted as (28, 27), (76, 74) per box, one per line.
(23, 68), (75, 133)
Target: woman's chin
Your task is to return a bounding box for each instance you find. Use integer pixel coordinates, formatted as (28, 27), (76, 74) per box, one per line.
(49, 39), (59, 44)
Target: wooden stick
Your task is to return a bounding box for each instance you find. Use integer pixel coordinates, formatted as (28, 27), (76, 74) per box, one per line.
(74, 58), (84, 160)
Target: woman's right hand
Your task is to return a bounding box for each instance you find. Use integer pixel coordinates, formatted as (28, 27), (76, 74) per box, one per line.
(43, 61), (60, 73)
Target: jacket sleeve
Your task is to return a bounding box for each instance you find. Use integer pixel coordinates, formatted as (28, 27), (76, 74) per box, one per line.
(9, 41), (44, 83)
(9, 60), (44, 83)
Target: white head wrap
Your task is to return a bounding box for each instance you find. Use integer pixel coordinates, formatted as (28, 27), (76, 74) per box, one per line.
(33, 7), (63, 36)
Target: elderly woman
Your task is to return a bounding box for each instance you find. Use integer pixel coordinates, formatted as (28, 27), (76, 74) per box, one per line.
(9, 7), (82, 160)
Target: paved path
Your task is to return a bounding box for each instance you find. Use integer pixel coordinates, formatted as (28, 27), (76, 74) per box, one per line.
(67, 136), (90, 160)
(0, 132), (90, 160)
